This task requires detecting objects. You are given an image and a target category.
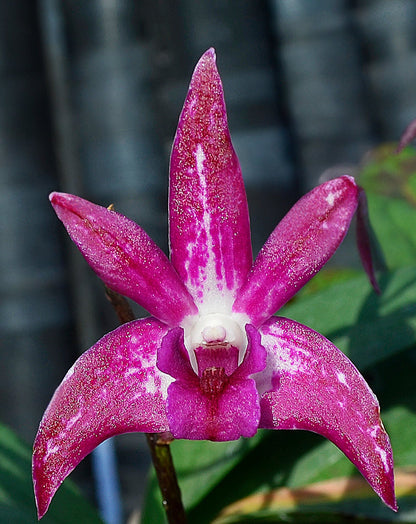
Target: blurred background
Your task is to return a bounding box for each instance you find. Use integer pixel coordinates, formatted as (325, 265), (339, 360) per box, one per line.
(1, 0), (416, 521)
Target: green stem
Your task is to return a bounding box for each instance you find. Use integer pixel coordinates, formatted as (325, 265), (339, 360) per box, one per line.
(105, 287), (187, 524)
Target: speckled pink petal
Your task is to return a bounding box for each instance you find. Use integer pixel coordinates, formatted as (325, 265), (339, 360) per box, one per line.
(233, 176), (359, 326)
(50, 192), (197, 326)
(257, 317), (396, 511)
(356, 188), (380, 293)
(397, 117), (416, 153)
(158, 326), (265, 441)
(169, 48), (252, 313)
(33, 318), (172, 519)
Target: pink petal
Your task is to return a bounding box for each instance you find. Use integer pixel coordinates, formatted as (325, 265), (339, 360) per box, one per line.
(158, 326), (265, 441)
(33, 318), (171, 519)
(257, 317), (396, 511)
(356, 188), (381, 294)
(233, 176), (359, 326)
(50, 192), (197, 326)
(397, 117), (416, 153)
(169, 48), (252, 313)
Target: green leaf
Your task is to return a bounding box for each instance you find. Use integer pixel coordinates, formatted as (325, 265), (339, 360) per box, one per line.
(0, 423), (103, 523)
(358, 144), (416, 268)
(365, 194), (416, 268)
(358, 143), (416, 201)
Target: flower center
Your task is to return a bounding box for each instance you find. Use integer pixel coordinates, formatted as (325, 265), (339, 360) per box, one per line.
(182, 312), (248, 373)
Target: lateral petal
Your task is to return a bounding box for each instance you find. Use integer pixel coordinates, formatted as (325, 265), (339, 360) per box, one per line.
(169, 48), (252, 314)
(257, 317), (396, 511)
(50, 192), (197, 326)
(233, 176), (359, 326)
(33, 318), (172, 519)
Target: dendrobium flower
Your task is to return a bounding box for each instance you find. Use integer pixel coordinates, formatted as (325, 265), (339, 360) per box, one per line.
(33, 49), (396, 518)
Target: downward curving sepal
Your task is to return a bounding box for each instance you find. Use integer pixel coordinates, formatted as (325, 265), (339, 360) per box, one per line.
(169, 48), (252, 314)
(257, 317), (396, 511)
(233, 176), (359, 326)
(33, 318), (171, 519)
(50, 192), (197, 326)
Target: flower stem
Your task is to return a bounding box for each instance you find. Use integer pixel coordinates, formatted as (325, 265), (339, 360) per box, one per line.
(146, 433), (187, 524)
(105, 286), (187, 524)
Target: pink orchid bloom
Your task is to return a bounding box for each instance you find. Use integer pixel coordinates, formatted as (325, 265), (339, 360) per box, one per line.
(33, 49), (396, 518)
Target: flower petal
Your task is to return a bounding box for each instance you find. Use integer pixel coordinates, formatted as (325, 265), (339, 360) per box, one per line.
(158, 326), (265, 441)
(33, 318), (172, 519)
(257, 317), (396, 511)
(50, 192), (197, 326)
(169, 48), (252, 314)
(233, 176), (359, 326)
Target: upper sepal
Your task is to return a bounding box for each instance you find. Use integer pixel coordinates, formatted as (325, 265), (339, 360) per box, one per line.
(169, 48), (252, 314)
(33, 318), (171, 518)
(50, 192), (197, 326)
(257, 317), (396, 511)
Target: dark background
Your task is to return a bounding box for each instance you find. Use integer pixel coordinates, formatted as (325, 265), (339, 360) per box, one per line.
(1, 0), (416, 521)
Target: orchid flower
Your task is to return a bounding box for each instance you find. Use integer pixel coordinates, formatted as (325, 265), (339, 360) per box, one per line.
(33, 48), (396, 518)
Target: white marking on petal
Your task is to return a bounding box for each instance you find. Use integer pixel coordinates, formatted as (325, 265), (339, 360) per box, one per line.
(255, 327), (309, 395)
(144, 374), (157, 395)
(195, 144), (206, 182)
(182, 144), (234, 313)
(44, 440), (60, 460)
(66, 412), (82, 430)
(336, 371), (348, 387)
(325, 189), (342, 207)
(375, 444), (389, 471)
(125, 367), (142, 377)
